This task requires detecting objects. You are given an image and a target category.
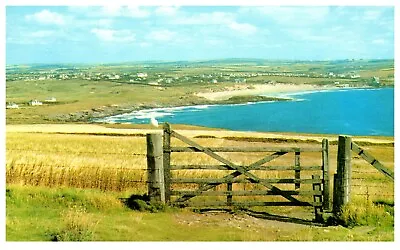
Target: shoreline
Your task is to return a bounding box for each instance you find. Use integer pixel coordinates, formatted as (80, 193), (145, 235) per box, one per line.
(92, 84), (373, 123)
(194, 83), (350, 101)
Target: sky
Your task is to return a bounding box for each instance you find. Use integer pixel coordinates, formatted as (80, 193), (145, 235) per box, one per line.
(5, 5), (395, 65)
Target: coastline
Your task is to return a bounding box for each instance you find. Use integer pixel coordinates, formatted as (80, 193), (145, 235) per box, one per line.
(92, 84), (371, 123)
(26, 83), (378, 124)
(194, 83), (343, 101)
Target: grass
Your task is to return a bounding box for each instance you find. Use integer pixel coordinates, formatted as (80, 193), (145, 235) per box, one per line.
(6, 184), (394, 241)
(5, 128), (395, 241)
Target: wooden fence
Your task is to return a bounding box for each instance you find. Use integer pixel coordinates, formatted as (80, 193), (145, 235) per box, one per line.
(332, 135), (394, 215)
(147, 123), (330, 222)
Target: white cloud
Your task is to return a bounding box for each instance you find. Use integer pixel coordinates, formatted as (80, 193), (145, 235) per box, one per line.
(286, 29), (331, 42)
(95, 19), (114, 28)
(171, 11), (257, 36)
(205, 39), (224, 46)
(363, 10), (383, 20)
(243, 6), (330, 27)
(91, 28), (135, 42)
(228, 22), (257, 35)
(173, 12), (235, 25)
(100, 6), (122, 16)
(139, 42), (152, 47)
(25, 9), (66, 25)
(125, 6), (150, 18)
(29, 30), (55, 38)
(155, 6), (179, 16)
(372, 39), (385, 45)
(147, 30), (176, 42)
(93, 6), (150, 18)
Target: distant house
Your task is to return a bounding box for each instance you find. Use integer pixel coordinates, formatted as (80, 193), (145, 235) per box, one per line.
(211, 79), (218, 84)
(6, 102), (19, 109)
(137, 73), (148, 78)
(44, 97), (57, 102)
(235, 78), (246, 83)
(28, 100), (43, 106)
(109, 75), (120, 80)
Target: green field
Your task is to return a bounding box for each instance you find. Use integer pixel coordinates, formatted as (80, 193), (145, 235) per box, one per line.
(5, 59), (394, 124)
(6, 184), (394, 241)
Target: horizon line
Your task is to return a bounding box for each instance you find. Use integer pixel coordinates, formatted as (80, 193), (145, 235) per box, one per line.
(6, 57), (395, 66)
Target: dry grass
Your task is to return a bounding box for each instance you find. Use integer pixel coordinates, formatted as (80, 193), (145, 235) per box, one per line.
(6, 132), (147, 192)
(6, 129), (394, 208)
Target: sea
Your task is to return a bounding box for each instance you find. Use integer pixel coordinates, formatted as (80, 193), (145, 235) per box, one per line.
(96, 87), (394, 136)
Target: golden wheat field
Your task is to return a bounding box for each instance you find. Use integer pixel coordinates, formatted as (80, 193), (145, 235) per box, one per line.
(5, 124), (394, 206)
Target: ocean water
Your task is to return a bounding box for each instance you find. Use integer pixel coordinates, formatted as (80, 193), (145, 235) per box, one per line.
(97, 87), (394, 136)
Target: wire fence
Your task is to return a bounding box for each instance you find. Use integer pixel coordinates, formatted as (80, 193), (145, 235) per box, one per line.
(6, 145), (395, 199)
(349, 156), (394, 201)
(7, 148), (147, 156)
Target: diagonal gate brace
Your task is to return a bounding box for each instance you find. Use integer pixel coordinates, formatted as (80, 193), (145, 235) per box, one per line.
(171, 131), (306, 205)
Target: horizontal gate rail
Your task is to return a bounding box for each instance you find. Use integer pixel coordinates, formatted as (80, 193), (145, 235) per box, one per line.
(171, 178), (323, 184)
(171, 190), (323, 196)
(170, 146), (322, 153)
(174, 201), (322, 207)
(170, 165), (322, 171)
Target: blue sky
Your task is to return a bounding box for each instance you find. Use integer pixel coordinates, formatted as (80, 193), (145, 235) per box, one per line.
(5, 5), (395, 64)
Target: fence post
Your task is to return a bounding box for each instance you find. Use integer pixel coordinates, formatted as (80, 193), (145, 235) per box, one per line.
(146, 133), (165, 204)
(163, 123), (172, 203)
(294, 150), (301, 189)
(332, 174), (340, 214)
(334, 135), (352, 214)
(312, 175), (323, 222)
(227, 182), (233, 206)
(322, 139), (330, 210)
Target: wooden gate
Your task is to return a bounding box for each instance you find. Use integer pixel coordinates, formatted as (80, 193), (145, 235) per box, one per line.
(162, 123), (330, 221)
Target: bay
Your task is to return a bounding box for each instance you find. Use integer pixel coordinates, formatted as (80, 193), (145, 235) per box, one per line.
(97, 87), (394, 136)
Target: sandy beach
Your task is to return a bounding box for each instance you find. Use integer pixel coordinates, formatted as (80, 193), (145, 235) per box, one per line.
(195, 83), (338, 101)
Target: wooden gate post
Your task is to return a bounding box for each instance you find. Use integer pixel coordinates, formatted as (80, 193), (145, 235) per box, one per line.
(334, 135), (352, 214)
(163, 123), (172, 203)
(322, 139), (330, 210)
(312, 175), (323, 222)
(332, 174), (340, 214)
(147, 133), (165, 203)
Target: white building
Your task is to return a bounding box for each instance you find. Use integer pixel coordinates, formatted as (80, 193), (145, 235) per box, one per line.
(6, 103), (19, 109)
(45, 97), (57, 102)
(29, 100), (43, 106)
(137, 73), (148, 78)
